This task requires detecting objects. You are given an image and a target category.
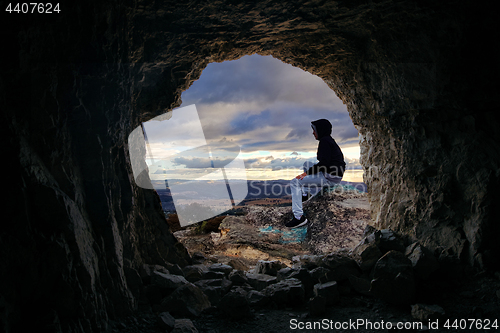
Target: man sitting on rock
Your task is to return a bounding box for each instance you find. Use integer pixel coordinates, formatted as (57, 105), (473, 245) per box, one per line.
(286, 119), (346, 228)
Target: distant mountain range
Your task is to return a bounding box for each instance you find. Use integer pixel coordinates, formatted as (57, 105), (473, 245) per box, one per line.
(152, 179), (367, 213)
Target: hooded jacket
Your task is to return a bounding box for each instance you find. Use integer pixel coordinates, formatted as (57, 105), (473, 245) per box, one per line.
(306, 119), (346, 177)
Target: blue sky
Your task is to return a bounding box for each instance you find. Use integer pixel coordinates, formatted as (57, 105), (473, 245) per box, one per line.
(144, 54), (362, 181)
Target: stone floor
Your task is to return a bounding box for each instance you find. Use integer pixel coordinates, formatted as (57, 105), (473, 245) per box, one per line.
(110, 270), (500, 333)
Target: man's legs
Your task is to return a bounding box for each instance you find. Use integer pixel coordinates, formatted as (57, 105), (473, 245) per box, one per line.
(290, 162), (340, 220)
(299, 161), (316, 197)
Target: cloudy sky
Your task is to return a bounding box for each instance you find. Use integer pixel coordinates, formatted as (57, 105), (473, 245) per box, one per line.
(143, 54), (363, 182)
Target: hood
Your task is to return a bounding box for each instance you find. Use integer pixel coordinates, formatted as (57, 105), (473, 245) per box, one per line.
(311, 119), (332, 139)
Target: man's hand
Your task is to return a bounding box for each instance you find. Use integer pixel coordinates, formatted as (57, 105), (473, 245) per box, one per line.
(295, 172), (307, 180)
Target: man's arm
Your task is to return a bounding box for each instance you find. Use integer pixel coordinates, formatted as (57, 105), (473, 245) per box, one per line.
(295, 172), (307, 179)
(305, 139), (345, 176)
(305, 140), (329, 175)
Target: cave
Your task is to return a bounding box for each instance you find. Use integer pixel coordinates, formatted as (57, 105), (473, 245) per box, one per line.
(2, 0), (499, 332)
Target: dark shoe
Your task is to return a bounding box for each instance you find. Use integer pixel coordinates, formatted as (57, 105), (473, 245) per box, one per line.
(285, 215), (308, 228)
(302, 192), (312, 202)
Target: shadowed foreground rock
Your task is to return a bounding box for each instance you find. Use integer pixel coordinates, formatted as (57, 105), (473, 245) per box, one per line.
(126, 227), (499, 332)
(369, 250), (416, 305)
(160, 283), (211, 317)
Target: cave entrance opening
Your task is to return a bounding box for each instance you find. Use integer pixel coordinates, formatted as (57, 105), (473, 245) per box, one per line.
(141, 54), (369, 266)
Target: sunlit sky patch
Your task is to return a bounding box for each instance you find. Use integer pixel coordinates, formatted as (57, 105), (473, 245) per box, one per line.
(143, 54), (363, 182)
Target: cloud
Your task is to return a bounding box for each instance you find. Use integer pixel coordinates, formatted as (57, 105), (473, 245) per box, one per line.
(345, 157), (362, 170)
(145, 54), (359, 159)
(286, 128), (310, 140)
(183, 55), (345, 110)
(243, 155), (310, 170)
(227, 110), (272, 135)
(172, 156), (213, 168)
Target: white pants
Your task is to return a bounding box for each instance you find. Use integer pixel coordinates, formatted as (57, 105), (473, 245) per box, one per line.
(290, 161), (342, 219)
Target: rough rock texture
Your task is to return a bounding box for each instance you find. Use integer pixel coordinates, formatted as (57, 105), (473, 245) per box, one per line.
(410, 303), (445, 322)
(157, 312), (176, 332)
(172, 188), (369, 270)
(159, 283), (211, 317)
(218, 287), (253, 320)
(2, 0), (499, 332)
(313, 281), (340, 305)
(369, 250), (416, 305)
(215, 187), (369, 262)
(129, 239), (500, 332)
(172, 319), (199, 333)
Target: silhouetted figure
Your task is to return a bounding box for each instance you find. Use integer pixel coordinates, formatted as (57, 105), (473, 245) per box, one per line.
(286, 119), (346, 228)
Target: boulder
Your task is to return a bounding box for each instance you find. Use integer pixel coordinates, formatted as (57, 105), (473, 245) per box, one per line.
(320, 254), (361, 281)
(292, 255), (324, 270)
(313, 281), (339, 305)
(191, 252), (208, 265)
(168, 265), (185, 277)
(194, 278), (221, 287)
(246, 290), (270, 307)
(151, 271), (189, 293)
(262, 278), (305, 307)
(411, 304), (445, 321)
(308, 296), (327, 316)
(157, 312), (176, 332)
(245, 273), (277, 291)
(195, 278), (232, 294)
(348, 275), (371, 296)
(254, 260), (285, 276)
(370, 251), (416, 305)
(182, 265), (208, 283)
(363, 225), (377, 237)
(172, 319), (199, 333)
(352, 241), (383, 272)
(405, 243), (439, 280)
(218, 287), (253, 320)
(227, 258), (250, 272)
(309, 267), (333, 284)
(202, 271), (226, 280)
(287, 268), (315, 299)
(208, 263), (234, 276)
(220, 278), (233, 294)
(140, 264), (170, 285)
(197, 285), (223, 307)
(277, 267), (294, 281)
(160, 283), (211, 317)
(374, 229), (406, 253)
(163, 262), (185, 277)
(228, 270), (248, 285)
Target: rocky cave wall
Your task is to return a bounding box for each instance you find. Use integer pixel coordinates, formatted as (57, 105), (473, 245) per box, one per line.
(2, 0), (499, 332)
